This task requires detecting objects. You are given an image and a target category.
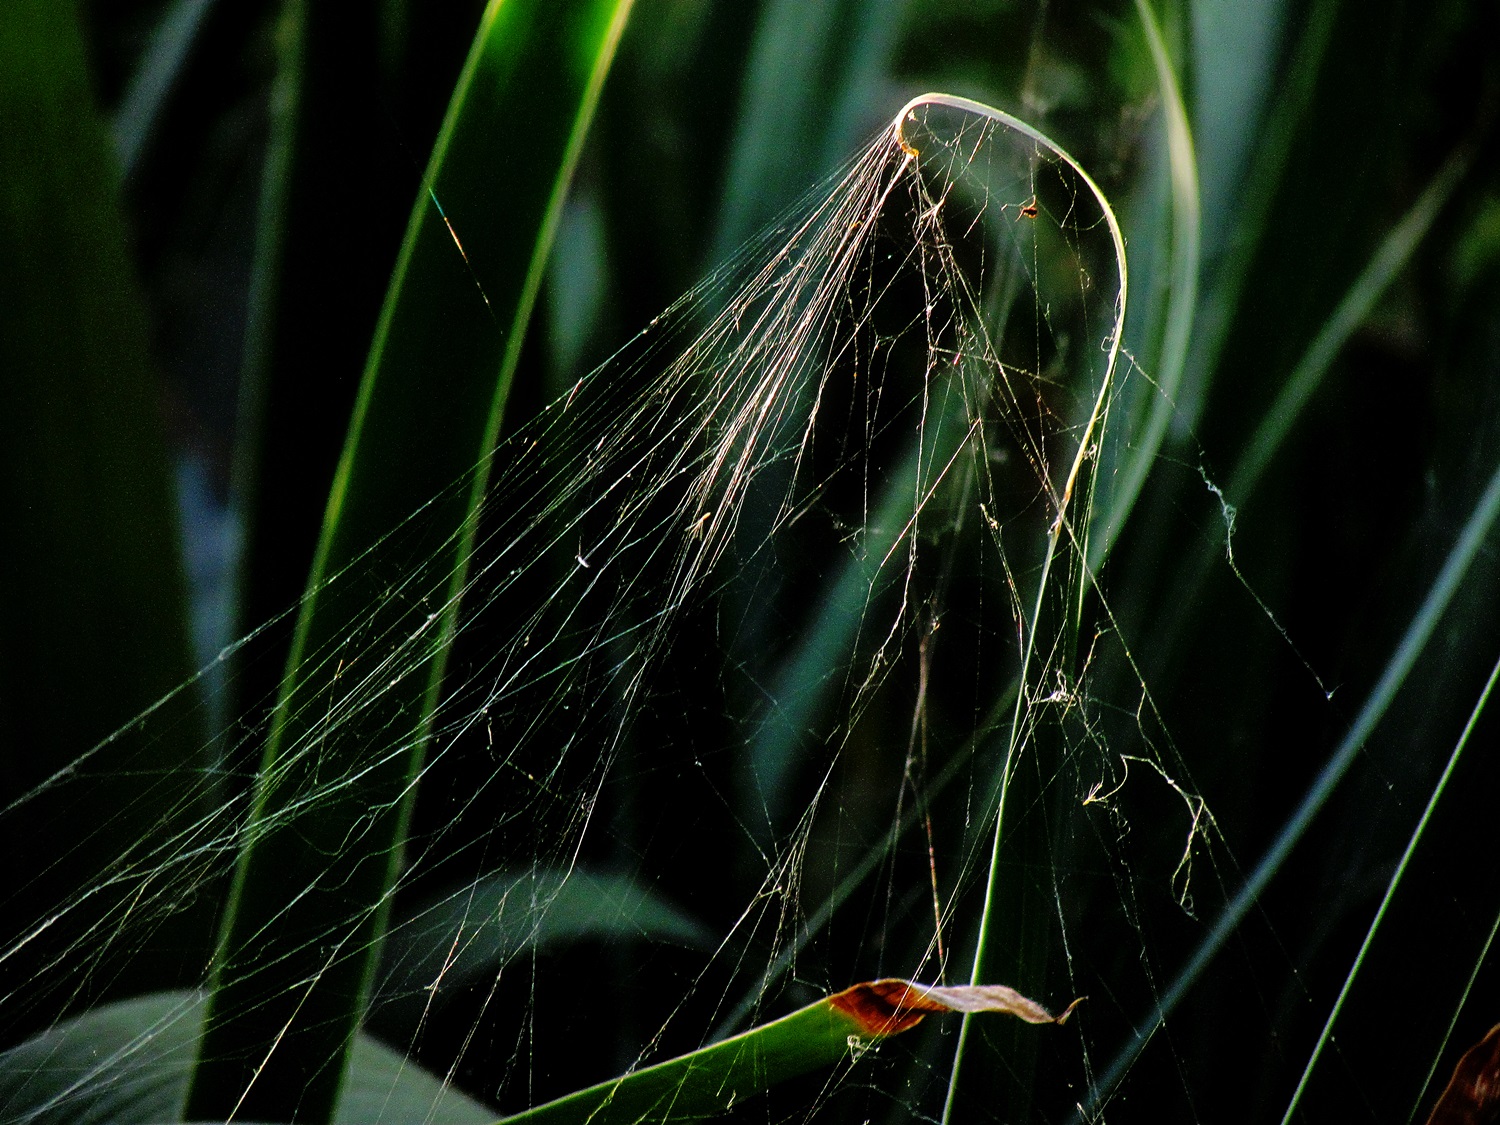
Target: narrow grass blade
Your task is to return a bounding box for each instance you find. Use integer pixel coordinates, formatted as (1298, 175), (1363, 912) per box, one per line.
(1090, 0), (1199, 569)
(187, 3), (635, 1121)
(903, 91), (1125, 1125)
(1145, 133), (1475, 667)
(1083, 451), (1500, 1116)
(498, 980), (1077, 1125)
(1176, 0), (1341, 432)
(1281, 649), (1500, 1121)
(1413, 908), (1500, 1121)
(110, 0), (218, 178)
(227, 3), (481, 720)
(1226, 140), (1473, 503)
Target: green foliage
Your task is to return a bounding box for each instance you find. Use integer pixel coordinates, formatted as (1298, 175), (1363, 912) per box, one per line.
(0, 992), (494, 1125)
(0, 0), (206, 1045)
(375, 868), (713, 1037)
(1, 0), (1497, 1123)
(185, 2), (633, 1121)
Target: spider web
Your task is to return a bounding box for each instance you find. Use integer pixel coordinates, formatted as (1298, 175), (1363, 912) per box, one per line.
(0, 96), (1244, 1125)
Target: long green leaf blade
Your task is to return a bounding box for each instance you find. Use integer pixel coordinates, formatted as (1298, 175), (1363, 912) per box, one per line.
(1090, 0), (1200, 569)
(0, 992), (496, 1125)
(497, 980), (1075, 1125)
(186, 2), (634, 1121)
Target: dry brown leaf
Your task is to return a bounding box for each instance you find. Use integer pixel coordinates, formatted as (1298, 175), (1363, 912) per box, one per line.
(828, 978), (1082, 1038)
(1426, 1023), (1500, 1125)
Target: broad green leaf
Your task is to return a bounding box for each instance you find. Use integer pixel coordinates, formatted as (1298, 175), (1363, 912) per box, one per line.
(497, 980), (1076, 1125)
(375, 868), (712, 1032)
(0, 992), (494, 1125)
(187, 2), (635, 1121)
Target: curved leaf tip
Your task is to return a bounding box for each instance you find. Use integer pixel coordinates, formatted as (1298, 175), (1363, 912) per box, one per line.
(828, 979), (1082, 1038)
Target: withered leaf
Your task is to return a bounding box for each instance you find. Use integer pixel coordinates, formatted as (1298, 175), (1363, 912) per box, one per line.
(828, 978), (1082, 1038)
(1426, 1023), (1500, 1125)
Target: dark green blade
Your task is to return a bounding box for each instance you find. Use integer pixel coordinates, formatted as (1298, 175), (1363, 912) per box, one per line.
(0, 991), (497, 1125)
(496, 980), (1074, 1125)
(0, 0), (204, 1044)
(186, 2), (635, 1121)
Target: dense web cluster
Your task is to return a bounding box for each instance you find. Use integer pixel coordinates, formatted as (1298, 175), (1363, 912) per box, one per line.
(0, 96), (1243, 1124)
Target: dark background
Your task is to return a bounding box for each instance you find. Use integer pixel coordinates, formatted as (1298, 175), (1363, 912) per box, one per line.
(2, 0), (1499, 1121)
